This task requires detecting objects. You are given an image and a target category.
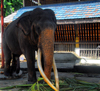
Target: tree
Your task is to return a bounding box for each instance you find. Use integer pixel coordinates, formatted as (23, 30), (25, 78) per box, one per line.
(4, 0), (23, 17)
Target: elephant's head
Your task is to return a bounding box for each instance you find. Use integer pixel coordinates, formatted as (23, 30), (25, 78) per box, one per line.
(17, 8), (59, 90)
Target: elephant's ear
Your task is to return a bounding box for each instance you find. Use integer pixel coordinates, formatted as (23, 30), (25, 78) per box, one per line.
(30, 22), (41, 44)
(17, 15), (31, 35)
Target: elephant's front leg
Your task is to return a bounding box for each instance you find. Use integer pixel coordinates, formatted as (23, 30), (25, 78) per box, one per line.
(25, 49), (37, 84)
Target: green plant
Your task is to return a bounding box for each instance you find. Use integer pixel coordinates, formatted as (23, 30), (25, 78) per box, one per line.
(4, 0), (23, 17)
(0, 78), (100, 91)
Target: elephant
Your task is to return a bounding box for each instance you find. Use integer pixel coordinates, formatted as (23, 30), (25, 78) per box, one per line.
(3, 8), (57, 85)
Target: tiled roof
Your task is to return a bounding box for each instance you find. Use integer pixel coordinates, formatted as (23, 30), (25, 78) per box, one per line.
(12, 0), (100, 20)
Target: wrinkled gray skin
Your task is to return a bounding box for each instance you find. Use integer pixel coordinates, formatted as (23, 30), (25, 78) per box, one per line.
(3, 8), (56, 83)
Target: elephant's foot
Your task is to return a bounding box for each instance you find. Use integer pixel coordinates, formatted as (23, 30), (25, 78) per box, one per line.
(27, 73), (37, 84)
(4, 72), (10, 76)
(38, 80), (46, 84)
(15, 67), (20, 74)
(4, 68), (11, 76)
(27, 80), (37, 84)
(10, 65), (20, 75)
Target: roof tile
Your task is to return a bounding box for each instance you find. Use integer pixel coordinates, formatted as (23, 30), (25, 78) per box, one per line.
(13, 0), (100, 20)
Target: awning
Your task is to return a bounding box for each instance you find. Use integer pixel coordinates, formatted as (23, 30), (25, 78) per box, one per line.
(1, 0), (100, 24)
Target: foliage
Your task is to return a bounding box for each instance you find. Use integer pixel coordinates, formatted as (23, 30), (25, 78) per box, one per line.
(0, 77), (100, 91)
(3, 0), (23, 17)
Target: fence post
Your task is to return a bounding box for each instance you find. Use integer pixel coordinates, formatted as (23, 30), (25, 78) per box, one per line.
(1, 0), (4, 68)
(75, 24), (80, 56)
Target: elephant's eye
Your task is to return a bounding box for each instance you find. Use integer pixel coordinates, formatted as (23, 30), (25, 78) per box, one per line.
(36, 26), (41, 35)
(37, 26), (40, 30)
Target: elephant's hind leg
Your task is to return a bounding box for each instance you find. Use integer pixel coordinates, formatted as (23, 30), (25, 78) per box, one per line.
(3, 43), (12, 76)
(11, 54), (20, 74)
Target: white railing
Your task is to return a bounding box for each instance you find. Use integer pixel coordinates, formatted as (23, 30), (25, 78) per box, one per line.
(79, 48), (100, 59)
(54, 42), (100, 59)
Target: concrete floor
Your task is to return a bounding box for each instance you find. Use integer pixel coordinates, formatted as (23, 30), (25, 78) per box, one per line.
(0, 60), (100, 91)
(0, 52), (100, 90)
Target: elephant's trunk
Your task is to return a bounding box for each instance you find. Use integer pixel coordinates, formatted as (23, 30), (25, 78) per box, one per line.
(37, 27), (59, 90)
(41, 28), (54, 80)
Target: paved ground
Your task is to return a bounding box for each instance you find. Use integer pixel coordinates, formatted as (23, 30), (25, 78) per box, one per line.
(0, 60), (100, 91)
(0, 71), (100, 91)
(0, 58), (100, 91)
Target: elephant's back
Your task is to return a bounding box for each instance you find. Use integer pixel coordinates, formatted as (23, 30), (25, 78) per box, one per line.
(3, 19), (22, 54)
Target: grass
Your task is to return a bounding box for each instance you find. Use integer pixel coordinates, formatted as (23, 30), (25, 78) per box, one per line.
(0, 77), (100, 91)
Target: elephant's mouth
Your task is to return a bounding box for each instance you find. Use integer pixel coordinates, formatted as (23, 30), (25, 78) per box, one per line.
(37, 48), (59, 91)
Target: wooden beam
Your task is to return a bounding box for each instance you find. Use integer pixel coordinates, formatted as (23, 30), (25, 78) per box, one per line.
(57, 18), (100, 24)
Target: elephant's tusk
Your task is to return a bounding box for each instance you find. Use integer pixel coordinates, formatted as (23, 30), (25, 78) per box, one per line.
(53, 57), (59, 90)
(37, 48), (59, 91)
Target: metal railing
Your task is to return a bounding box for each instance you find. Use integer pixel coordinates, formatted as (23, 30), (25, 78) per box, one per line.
(54, 42), (75, 51)
(79, 48), (100, 59)
(79, 42), (100, 59)
(54, 42), (100, 59)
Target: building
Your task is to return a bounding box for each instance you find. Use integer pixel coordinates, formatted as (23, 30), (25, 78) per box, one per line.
(2, 0), (100, 59)
(24, 0), (90, 6)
